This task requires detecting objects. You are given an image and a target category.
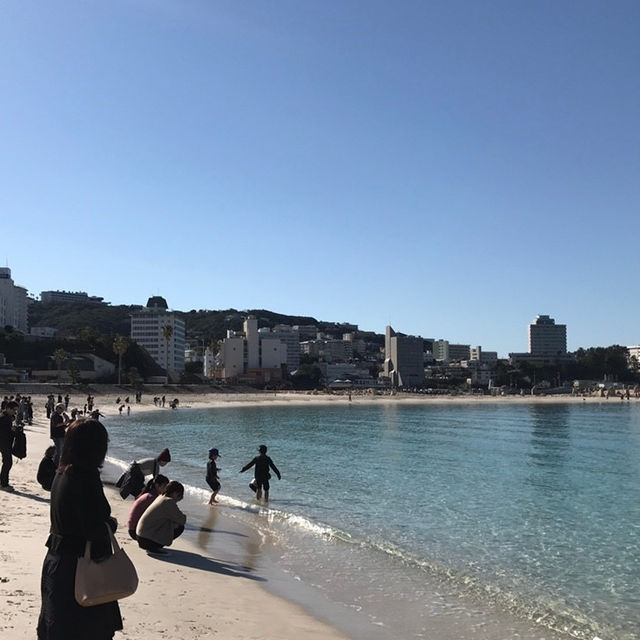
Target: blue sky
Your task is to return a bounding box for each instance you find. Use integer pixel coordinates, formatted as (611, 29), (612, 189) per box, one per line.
(1, 1), (638, 356)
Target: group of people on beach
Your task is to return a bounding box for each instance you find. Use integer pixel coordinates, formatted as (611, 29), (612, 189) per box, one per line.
(0, 392), (286, 640)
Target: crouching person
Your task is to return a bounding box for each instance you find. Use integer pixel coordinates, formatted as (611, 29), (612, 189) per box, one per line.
(136, 481), (186, 555)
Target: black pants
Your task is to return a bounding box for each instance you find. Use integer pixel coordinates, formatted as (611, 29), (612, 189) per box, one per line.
(0, 441), (13, 487)
(137, 525), (184, 552)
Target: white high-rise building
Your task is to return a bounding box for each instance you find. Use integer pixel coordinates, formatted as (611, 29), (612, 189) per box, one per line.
(0, 268), (28, 333)
(130, 297), (185, 376)
(528, 315), (567, 357)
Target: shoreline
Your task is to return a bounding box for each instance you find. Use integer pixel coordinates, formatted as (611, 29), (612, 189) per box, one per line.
(2, 384), (633, 411)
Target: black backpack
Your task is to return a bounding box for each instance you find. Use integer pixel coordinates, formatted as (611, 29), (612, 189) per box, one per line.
(12, 429), (27, 460)
(115, 461), (145, 499)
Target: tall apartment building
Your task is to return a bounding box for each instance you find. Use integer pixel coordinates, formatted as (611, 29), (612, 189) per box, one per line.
(0, 268), (28, 333)
(130, 297), (185, 375)
(528, 315), (567, 356)
(382, 325), (425, 387)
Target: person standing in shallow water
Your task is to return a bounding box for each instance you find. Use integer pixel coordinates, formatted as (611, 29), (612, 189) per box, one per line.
(240, 444), (281, 503)
(206, 448), (221, 504)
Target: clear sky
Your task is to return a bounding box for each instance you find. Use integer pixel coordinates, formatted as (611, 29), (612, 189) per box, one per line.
(1, 1), (638, 356)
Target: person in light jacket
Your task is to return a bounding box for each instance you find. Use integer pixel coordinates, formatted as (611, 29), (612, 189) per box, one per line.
(126, 474), (169, 540)
(136, 481), (186, 554)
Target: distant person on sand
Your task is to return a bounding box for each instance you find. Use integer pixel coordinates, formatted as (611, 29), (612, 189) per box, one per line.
(50, 403), (70, 465)
(136, 480), (187, 554)
(0, 401), (18, 492)
(206, 448), (221, 505)
(138, 448), (171, 479)
(126, 474), (169, 540)
(240, 444), (281, 502)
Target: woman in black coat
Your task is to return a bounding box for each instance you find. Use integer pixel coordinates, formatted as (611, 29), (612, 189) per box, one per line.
(38, 419), (123, 640)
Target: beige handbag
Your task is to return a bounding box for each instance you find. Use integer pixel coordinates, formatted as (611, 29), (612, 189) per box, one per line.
(75, 524), (139, 607)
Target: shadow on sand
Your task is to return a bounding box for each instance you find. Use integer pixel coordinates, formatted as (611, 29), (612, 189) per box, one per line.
(149, 548), (266, 581)
(14, 490), (50, 504)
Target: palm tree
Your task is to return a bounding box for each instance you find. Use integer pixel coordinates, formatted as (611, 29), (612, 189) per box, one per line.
(161, 324), (174, 384)
(112, 335), (130, 386)
(53, 348), (69, 382)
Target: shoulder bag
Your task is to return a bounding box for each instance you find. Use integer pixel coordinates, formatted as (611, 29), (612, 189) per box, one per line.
(75, 523), (139, 607)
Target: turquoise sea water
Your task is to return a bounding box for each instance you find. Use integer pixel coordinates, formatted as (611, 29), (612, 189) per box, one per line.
(105, 401), (640, 640)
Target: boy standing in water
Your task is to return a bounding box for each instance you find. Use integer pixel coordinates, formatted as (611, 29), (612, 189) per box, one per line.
(240, 444), (281, 502)
(206, 448), (221, 505)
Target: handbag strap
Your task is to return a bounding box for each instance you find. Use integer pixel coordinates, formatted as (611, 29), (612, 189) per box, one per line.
(105, 522), (121, 553)
(82, 523), (120, 558)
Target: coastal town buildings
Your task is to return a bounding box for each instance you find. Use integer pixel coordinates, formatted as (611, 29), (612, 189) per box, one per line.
(40, 290), (106, 304)
(216, 316), (287, 382)
(381, 325), (425, 387)
(470, 346), (498, 365)
(528, 315), (567, 356)
(300, 337), (350, 363)
(260, 325), (300, 372)
(627, 345), (640, 370)
(509, 314), (574, 365)
(130, 296), (186, 377)
(0, 267), (28, 333)
(433, 340), (471, 363)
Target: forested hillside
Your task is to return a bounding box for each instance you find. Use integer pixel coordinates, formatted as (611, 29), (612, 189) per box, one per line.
(27, 302), (351, 343)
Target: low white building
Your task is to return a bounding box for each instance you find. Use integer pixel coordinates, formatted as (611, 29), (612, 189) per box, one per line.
(40, 290), (106, 304)
(627, 345), (640, 366)
(470, 346), (498, 366)
(30, 326), (58, 338)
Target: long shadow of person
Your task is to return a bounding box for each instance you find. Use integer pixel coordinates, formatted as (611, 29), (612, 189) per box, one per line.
(13, 490), (51, 504)
(150, 549), (266, 581)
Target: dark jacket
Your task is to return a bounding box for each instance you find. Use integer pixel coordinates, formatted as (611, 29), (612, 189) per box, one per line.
(0, 411), (14, 447)
(241, 453), (281, 481)
(49, 412), (66, 439)
(38, 465), (122, 639)
(46, 465), (116, 558)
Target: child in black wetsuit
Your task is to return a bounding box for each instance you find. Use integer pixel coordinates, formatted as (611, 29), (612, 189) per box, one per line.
(206, 448), (221, 505)
(240, 444), (281, 502)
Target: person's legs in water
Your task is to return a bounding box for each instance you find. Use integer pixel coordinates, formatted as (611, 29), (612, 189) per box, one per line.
(256, 478), (270, 502)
